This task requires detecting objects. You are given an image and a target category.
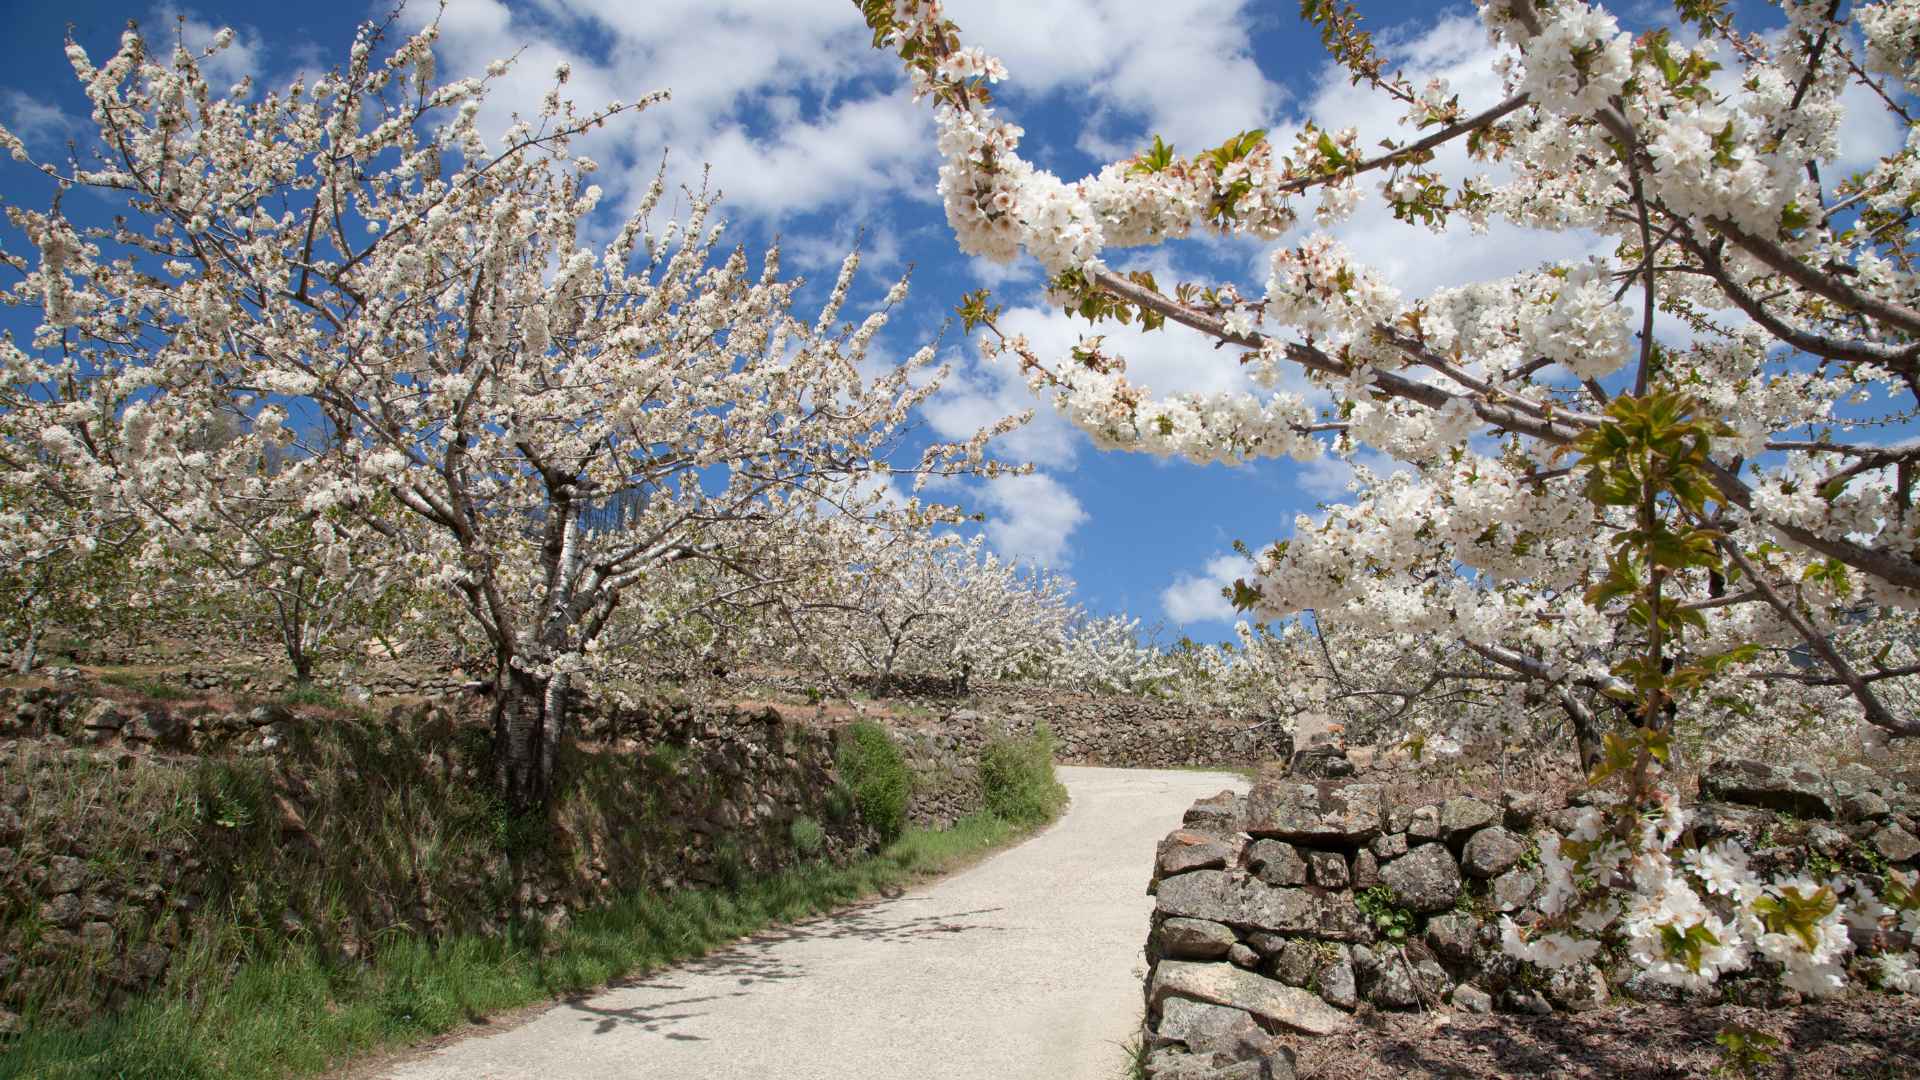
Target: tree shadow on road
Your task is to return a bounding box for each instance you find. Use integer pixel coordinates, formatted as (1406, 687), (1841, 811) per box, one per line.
(565, 899), (1010, 1038)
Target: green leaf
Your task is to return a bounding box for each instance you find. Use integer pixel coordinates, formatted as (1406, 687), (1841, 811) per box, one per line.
(1128, 134), (1177, 176)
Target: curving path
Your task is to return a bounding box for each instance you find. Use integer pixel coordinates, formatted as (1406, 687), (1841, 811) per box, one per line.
(380, 765), (1248, 1080)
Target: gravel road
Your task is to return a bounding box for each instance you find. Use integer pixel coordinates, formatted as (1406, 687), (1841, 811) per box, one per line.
(379, 765), (1248, 1080)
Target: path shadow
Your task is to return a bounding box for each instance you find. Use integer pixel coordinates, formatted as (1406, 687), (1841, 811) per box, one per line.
(569, 898), (1010, 1038)
(562, 993), (726, 1038)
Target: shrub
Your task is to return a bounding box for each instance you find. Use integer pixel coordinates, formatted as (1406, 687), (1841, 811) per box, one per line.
(978, 723), (1067, 828)
(834, 721), (911, 843)
(789, 815), (825, 857)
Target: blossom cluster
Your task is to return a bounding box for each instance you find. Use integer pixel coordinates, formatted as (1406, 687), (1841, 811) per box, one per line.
(863, 0), (1920, 996)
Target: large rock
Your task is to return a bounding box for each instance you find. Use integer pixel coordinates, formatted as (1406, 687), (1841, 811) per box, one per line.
(1308, 851), (1349, 888)
(1245, 782), (1382, 844)
(1290, 746), (1354, 780)
(1545, 963), (1610, 1012)
(1157, 998), (1271, 1061)
(1408, 805), (1442, 841)
(1317, 957), (1358, 1010)
(77, 698), (125, 733)
(1425, 913), (1478, 965)
(1155, 871), (1372, 941)
(1378, 844), (1463, 913)
(1161, 918), (1238, 960)
(1461, 827), (1524, 878)
(1247, 841), (1307, 886)
(1151, 960), (1354, 1036)
(1502, 791), (1559, 832)
(1367, 955), (1448, 1009)
(128, 709), (189, 749)
(1491, 868), (1537, 912)
(1270, 939), (1320, 987)
(44, 855), (85, 895)
(1146, 1049), (1293, 1080)
(1351, 850), (1380, 890)
(1160, 830), (1239, 877)
(1440, 797), (1499, 838)
(1451, 983), (1493, 1012)
(1185, 790), (1247, 834)
(1872, 824), (1920, 864)
(1700, 759), (1838, 818)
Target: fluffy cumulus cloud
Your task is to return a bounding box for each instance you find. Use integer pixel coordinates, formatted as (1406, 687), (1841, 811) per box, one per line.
(947, 0), (1284, 158)
(1263, 13), (1602, 300)
(978, 471), (1088, 567)
(403, 0), (1289, 228)
(1161, 552), (1252, 625)
(929, 247), (1327, 472)
(405, 0), (916, 221)
(149, 4), (268, 89)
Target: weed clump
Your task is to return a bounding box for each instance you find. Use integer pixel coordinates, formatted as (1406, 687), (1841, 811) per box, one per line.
(834, 720), (912, 843)
(789, 815), (826, 857)
(978, 723), (1067, 828)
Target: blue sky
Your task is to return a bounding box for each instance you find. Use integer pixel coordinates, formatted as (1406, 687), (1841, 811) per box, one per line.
(2, 0), (1901, 644)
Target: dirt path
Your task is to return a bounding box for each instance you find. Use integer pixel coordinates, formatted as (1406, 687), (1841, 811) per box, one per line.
(379, 765), (1247, 1080)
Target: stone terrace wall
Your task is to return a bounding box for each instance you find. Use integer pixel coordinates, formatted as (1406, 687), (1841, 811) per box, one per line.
(1135, 759), (1920, 1080)
(965, 686), (1288, 769)
(0, 682), (986, 1029)
(877, 691), (1287, 830)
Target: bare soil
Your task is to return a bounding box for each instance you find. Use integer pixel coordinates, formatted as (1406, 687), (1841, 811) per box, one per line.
(1288, 996), (1919, 1079)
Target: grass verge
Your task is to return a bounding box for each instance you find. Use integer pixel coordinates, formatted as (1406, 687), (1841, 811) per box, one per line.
(2, 811), (1032, 1080)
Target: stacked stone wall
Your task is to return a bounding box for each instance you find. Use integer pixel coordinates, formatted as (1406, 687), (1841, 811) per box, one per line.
(0, 682), (988, 1029)
(1136, 759), (1920, 1079)
(966, 686), (1286, 768)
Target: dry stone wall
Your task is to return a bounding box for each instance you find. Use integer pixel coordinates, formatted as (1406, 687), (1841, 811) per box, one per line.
(964, 686), (1287, 768)
(1137, 758), (1920, 1080)
(0, 681), (985, 1030)
(877, 692), (1283, 830)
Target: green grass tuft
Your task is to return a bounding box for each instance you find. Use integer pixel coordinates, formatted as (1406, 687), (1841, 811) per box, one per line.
(276, 685), (345, 710)
(979, 723), (1069, 828)
(789, 815), (825, 857)
(835, 720), (911, 842)
(98, 671), (194, 701)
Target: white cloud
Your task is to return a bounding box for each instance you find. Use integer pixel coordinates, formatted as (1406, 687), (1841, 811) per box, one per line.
(978, 471), (1087, 567)
(412, 0), (916, 222)
(1294, 447), (1412, 501)
(922, 287), (1271, 473)
(403, 0), (1292, 231)
(1263, 14), (1604, 301)
(696, 94), (933, 218)
(949, 0), (1284, 155)
(1834, 73), (1906, 175)
(1161, 552), (1253, 625)
(782, 221), (905, 279)
(923, 354), (1077, 469)
(0, 91), (78, 155)
(147, 5), (264, 90)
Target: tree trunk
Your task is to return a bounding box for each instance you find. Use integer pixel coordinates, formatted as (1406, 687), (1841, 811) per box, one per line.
(14, 619), (40, 675)
(288, 634), (313, 686)
(492, 665), (565, 811)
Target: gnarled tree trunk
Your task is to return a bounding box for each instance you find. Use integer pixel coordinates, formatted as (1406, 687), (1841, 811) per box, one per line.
(13, 619), (41, 675)
(492, 665), (566, 811)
